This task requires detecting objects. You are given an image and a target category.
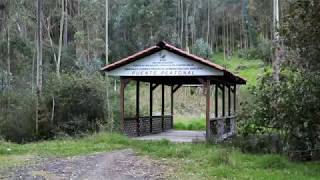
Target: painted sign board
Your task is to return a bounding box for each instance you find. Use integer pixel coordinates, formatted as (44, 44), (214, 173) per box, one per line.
(108, 50), (224, 76)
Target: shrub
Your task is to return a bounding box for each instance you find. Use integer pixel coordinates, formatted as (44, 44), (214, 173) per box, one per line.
(44, 73), (108, 136)
(191, 38), (213, 59)
(238, 69), (320, 160)
(238, 37), (272, 63)
(0, 90), (36, 143)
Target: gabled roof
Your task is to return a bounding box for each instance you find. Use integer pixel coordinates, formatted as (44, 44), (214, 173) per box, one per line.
(101, 41), (246, 84)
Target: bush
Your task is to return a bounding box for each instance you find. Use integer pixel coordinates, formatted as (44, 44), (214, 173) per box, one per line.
(44, 73), (108, 136)
(191, 38), (213, 59)
(238, 37), (272, 63)
(0, 90), (36, 143)
(238, 69), (320, 160)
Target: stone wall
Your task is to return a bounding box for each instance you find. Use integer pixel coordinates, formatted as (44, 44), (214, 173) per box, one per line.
(123, 115), (173, 137)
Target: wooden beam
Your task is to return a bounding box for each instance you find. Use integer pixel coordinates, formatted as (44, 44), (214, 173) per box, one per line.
(150, 83), (153, 133)
(215, 83), (218, 118)
(197, 78), (206, 85)
(209, 77), (237, 86)
(151, 84), (159, 91)
(121, 77), (132, 88)
(136, 81), (140, 136)
(173, 84), (182, 93)
(205, 79), (211, 140)
(120, 79), (125, 133)
(161, 84), (165, 131)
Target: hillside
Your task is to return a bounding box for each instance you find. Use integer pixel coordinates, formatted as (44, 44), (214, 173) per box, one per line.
(213, 53), (267, 86)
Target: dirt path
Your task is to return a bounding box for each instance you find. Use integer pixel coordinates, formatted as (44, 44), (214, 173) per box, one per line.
(1, 149), (172, 180)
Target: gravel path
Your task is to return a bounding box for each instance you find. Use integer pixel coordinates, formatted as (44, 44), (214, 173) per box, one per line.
(0, 149), (172, 180)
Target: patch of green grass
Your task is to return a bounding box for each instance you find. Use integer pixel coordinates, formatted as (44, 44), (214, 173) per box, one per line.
(212, 53), (269, 86)
(1, 133), (320, 179)
(173, 116), (206, 130)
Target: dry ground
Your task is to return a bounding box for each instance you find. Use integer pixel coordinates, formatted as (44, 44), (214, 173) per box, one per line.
(0, 149), (173, 180)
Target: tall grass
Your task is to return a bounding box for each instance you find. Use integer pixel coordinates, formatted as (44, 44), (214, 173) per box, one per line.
(173, 116), (206, 131)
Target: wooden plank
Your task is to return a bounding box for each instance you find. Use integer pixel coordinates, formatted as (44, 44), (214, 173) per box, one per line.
(150, 83), (153, 133)
(161, 84), (165, 132)
(215, 83), (218, 118)
(136, 81), (140, 136)
(206, 79), (211, 140)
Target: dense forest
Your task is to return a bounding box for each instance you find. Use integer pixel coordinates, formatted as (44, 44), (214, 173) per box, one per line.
(0, 0), (319, 161)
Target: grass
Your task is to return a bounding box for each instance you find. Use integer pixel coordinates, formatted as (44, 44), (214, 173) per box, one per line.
(173, 115), (206, 131)
(1, 133), (320, 179)
(212, 53), (268, 86)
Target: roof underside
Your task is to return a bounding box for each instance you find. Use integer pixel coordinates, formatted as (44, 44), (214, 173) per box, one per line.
(101, 41), (246, 85)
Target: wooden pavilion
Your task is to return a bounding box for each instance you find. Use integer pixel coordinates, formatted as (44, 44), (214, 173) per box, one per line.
(101, 41), (246, 141)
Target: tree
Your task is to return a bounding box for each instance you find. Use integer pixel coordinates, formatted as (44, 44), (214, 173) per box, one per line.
(36, 0), (43, 134)
(272, 0), (281, 82)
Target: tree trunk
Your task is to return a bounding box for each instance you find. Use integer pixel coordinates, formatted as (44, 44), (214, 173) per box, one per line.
(206, 0), (210, 44)
(185, 2), (188, 51)
(105, 0), (113, 132)
(273, 0), (281, 82)
(180, 0), (183, 47)
(63, 0), (68, 46)
(56, 0), (65, 78)
(6, 15), (10, 87)
(36, 0), (43, 135)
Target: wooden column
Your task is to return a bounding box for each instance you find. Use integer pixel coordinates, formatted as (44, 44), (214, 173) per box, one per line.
(222, 84), (225, 117)
(120, 79), (125, 133)
(161, 84), (164, 131)
(233, 85), (237, 114)
(205, 79), (211, 140)
(171, 85), (174, 129)
(149, 83), (153, 133)
(228, 85), (231, 116)
(136, 81), (140, 136)
(215, 83), (218, 117)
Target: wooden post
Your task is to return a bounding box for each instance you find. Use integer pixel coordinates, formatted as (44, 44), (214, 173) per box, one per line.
(222, 84), (225, 117)
(161, 84), (165, 131)
(120, 79), (125, 133)
(215, 83), (218, 117)
(206, 79), (211, 140)
(171, 85), (174, 129)
(136, 81), (140, 136)
(233, 85), (236, 114)
(228, 85), (231, 116)
(149, 83), (153, 133)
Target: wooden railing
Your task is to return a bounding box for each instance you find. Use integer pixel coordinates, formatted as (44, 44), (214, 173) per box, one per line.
(209, 116), (236, 141)
(123, 115), (173, 136)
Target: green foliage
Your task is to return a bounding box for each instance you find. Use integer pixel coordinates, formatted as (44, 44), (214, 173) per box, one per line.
(238, 37), (272, 63)
(44, 73), (108, 136)
(191, 38), (213, 59)
(239, 69), (320, 158)
(281, 0), (320, 71)
(173, 116), (206, 131)
(0, 90), (36, 143)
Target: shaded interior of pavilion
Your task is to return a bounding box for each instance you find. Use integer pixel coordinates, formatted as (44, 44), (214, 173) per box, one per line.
(118, 76), (239, 141)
